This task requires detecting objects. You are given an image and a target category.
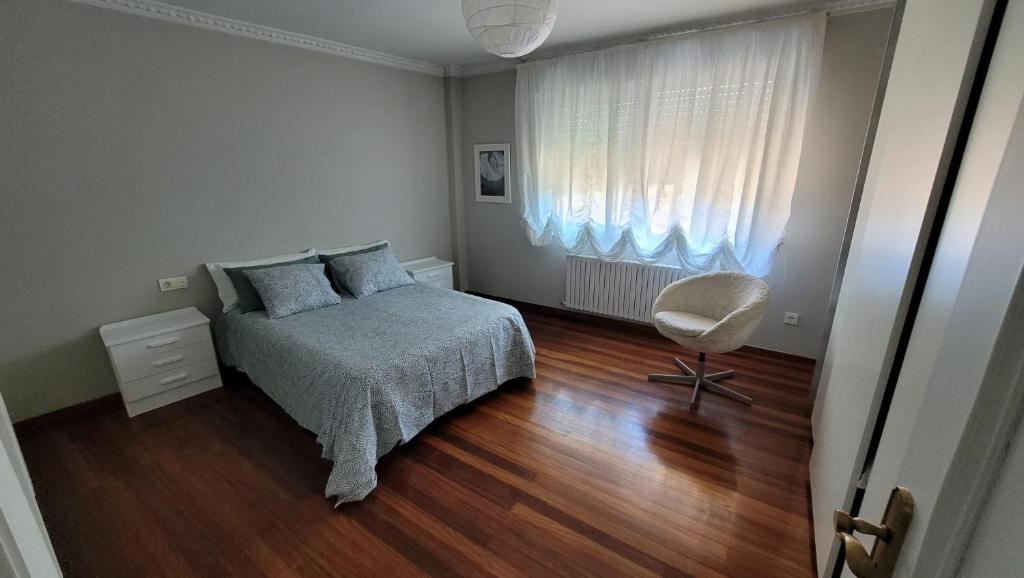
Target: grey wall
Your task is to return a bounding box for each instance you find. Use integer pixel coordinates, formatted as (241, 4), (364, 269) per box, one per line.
(459, 8), (893, 358)
(0, 0), (451, 422)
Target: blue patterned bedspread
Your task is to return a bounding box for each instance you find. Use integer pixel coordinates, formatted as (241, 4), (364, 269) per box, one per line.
(215, 283), (536, 504)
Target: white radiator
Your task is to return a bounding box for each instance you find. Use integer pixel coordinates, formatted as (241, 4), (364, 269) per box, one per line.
(564, 256), (685, 323)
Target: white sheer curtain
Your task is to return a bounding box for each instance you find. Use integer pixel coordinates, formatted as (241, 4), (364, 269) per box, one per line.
(516, 15), (824, 276)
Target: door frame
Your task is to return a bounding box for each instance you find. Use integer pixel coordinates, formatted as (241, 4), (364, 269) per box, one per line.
(0, 394), (62, 577)
(807, 0), (904, 403)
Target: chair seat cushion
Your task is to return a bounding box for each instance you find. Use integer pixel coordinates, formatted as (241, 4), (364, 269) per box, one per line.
(654, 311), (718, 338)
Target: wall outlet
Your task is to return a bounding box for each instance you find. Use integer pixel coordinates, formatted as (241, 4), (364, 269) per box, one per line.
(783, 312), (800, 326)
(158, 276), (189, 292)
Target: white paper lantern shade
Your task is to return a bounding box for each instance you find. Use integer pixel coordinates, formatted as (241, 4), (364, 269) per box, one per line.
(462, 0), (559, 58)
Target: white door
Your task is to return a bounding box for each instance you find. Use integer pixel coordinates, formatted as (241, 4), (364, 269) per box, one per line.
(852, 0), (1024, 573)
(808, 0), (1021, 575)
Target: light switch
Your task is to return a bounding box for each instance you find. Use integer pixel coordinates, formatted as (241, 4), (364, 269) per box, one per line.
(158, 276), (189, 292)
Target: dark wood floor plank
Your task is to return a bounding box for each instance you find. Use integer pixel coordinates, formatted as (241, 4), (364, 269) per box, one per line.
(17, 307), (816, 577)
(438, 406), (813, 569)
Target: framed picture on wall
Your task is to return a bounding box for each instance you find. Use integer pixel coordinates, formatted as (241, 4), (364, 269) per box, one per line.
(474, 143), (512, 204)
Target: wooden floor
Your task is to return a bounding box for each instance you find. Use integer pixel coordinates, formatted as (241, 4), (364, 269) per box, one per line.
(17, 306), (816, 578)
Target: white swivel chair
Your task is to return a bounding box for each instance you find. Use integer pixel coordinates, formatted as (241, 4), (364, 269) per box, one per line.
(647, 272), (769, 407)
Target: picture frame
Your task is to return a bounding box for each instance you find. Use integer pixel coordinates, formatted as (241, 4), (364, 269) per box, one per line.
(473, 143), (512, 204)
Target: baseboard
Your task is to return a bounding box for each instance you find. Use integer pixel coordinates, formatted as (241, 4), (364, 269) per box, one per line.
(471, 291), (817, 366)
(470, 291), (656, 334)
(14, 371), (227, 435)
(14, 393), (122, 437)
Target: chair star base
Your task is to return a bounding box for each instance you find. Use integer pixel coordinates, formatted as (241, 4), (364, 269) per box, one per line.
(648, 354), (752, 407)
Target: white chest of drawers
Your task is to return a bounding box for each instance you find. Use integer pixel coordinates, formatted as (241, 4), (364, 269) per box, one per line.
(402, 257), (455, 290)
(99, 307), (222, 417)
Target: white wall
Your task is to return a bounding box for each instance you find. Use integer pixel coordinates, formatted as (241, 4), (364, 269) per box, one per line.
(0, 0), (451, 421)
(458, 8), (893, 358)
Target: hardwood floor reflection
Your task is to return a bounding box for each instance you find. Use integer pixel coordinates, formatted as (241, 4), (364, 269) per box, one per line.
(17, 305), (815, 577)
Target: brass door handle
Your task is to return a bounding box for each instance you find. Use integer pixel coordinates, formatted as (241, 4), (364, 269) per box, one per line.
(833, 487), (914, 578)
(835, 510), (891, 541)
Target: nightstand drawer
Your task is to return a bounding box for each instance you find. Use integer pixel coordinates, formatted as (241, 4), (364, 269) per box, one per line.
(120, 357), (220, 403)
(108, 324), (210, 363)
(403, 258), (455, 291)
(111, 339), (215, 383)
(423, 277), (454, 289)
(416, 268), (453, 289)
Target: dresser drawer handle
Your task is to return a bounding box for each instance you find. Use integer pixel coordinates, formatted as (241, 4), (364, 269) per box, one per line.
(146, 337), (180, 349)
(159, 372), (189, 385)
(153, 355), (184, 367)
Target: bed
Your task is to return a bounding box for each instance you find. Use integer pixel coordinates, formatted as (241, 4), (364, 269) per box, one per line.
(215, 282), (536, 504)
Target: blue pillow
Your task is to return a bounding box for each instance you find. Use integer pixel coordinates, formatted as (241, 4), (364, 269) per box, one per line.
(318, 242), (389, 294)
(244, 264), (341, 319)
(325, 245), (414, 298)
(223, 255), (320, 313)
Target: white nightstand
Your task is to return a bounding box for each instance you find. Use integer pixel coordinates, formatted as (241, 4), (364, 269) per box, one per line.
(99, 307), (222, 417)
(402, 257), (455, 290)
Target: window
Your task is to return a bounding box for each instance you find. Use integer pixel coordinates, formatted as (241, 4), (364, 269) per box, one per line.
(516, 15), (824, 276)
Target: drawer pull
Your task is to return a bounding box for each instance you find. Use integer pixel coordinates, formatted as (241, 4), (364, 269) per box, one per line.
(153, 354), (184, 367)
(159, 372), (189, 385)
(145, 337), (180, 349)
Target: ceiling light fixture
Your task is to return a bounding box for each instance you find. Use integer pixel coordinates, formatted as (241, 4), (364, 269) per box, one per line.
(462, 0), (559, 59)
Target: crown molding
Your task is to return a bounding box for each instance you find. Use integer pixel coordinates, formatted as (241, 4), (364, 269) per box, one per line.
(69, 0), (895, 79)
(68, 0), (446, 77)
(454, 0), (896, 77)
(458, 60), (518, 77)
(824, 0), (898, 16)
(443, 64), (465, 78)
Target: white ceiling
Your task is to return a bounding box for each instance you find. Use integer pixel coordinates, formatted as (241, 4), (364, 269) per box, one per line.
(157, 0), (842, 67)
